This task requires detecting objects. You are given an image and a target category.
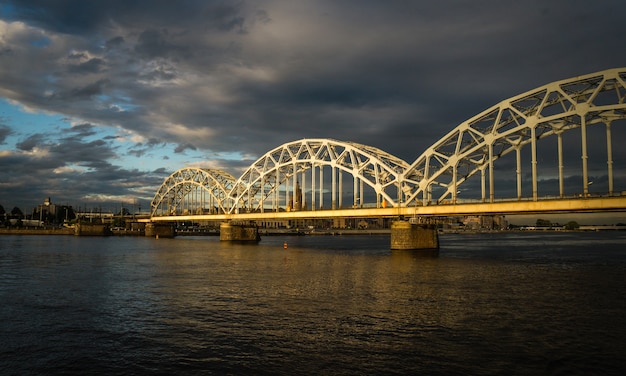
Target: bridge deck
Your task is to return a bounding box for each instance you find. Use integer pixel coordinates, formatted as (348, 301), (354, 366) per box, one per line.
(145, 196), (626, 222)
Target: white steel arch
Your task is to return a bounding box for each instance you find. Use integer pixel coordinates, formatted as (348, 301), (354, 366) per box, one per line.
(151, 167), (236, 216)
(150, 67), (626, 217)
(403, 67), (626, 205)
(228, 138), (410, 213)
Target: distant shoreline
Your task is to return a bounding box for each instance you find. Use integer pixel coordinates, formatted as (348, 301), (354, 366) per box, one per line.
(0, 227), (74, 235)
(2, 225), (625, 237)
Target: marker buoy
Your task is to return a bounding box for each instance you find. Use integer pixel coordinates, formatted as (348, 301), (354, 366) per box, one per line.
(283, 241), (288, 249)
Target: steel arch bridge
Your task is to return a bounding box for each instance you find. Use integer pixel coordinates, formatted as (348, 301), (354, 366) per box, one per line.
(151, 67), (626, 219)
(151, 167), (236, 216)
(151, 139), (410, 216)
(403, 67), (626, 206)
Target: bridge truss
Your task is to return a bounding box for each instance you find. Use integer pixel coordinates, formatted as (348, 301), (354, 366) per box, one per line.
(403, 67), (626, 205)
(151, 168), (236, 216)
(151, 139), (409, 216)
(151, 67), (626, 217)
(228, 139), (409, 214)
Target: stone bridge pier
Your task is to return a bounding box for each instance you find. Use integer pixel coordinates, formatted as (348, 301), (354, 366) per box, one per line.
(219, 221), (260, 242)
(145, 222), (176, 238)
(390, 220), (439, 250)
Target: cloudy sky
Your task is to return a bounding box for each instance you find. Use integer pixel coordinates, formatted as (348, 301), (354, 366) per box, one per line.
(1, 0), (626, 219)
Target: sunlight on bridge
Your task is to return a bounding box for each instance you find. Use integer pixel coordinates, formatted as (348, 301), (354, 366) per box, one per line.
(151, 67), (626, 220)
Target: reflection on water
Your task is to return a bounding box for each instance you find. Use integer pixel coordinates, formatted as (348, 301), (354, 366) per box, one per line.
(1, 232), (625, 375)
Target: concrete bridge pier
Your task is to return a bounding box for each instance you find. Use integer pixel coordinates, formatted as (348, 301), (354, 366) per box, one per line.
(74, 223), (111, 236)
(220, 221), (261, 242)
(145, 222), (176, 238)
(390, 220), (439, 250)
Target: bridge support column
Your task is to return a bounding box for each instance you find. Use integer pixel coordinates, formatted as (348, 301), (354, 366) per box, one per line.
(390, 220), (439, 250)
(220, 221), (260, 242)
(74, 223), (111, 236)
(145, 222), (176, 238)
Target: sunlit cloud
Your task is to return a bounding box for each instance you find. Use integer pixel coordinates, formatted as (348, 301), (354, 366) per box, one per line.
(53, 165), (85, 174)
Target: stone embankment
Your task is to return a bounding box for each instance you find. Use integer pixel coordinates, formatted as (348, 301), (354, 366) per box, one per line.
(0, 227), (74, 235)
(1, 224), (113, 236)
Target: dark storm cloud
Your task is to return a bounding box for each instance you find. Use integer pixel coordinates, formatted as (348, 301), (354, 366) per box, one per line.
(64, 123), (98, 138)
(63, 79), (110, 100)
(105, 36), (124, 50)
(134, 29), (192, 60)
(127, 138), (167, 158)
(49, 138), (117, 164)
(3, 0), (621, 154)
(0, 124), (12, 143)
(0, 0), (249, 34)
(1, 0), (626, 209)
(66, 57), (106, 74)
(16, 133), (46, 151)
(174, 143), (197, 154)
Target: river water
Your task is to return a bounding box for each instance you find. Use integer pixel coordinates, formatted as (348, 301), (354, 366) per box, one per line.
(1, 231), (625, 375)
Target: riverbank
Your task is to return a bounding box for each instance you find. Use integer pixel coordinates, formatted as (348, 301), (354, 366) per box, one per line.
(259, 228), (391, 236)
(0, 227), (74, 235)
(2, 226), (623, 237)
(0, 224), (119, 236)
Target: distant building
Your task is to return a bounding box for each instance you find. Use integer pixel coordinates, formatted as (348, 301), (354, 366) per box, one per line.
(287, 180), (305, 211)
(33, 197), (75, 225)
(74, 210), (114, 224)
(462, 215), (508, 230)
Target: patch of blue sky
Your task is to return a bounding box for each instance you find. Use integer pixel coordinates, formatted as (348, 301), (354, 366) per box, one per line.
(44, 74), (58, 84)
(1, 99), (118, 150)
(0, 98), (65, 140)
(0, 98), (241, 174)
(109, 102), (139, 112)
(121, 143), (253, 174)
(78, 123), (118, 140)
(31, 35), (51, 48)
(212, 151), (249, 162)
(0, 3), (16, 18)
(114, 143), (199, 173)
(96, 93), (139, 113)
